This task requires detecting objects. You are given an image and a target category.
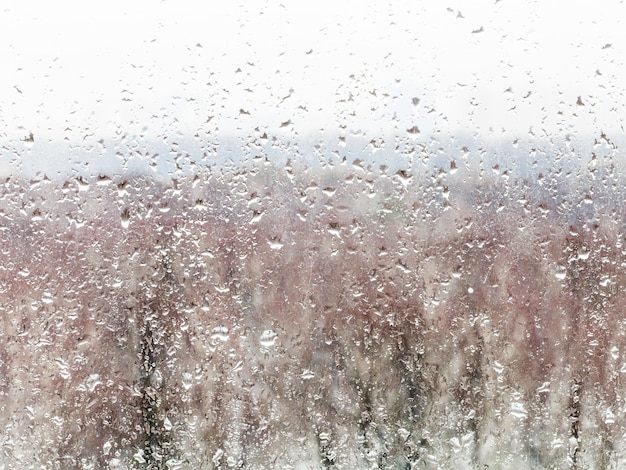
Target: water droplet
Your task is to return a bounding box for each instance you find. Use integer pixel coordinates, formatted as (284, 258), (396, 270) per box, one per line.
(86, 374), (102, 392)
(212, 449), (224, 466)
(41, 291), (54, 304)
(450, 437), (463, 453)
(268, 238), (284, 250)
(121, 207), (130, 228)
(76, 177), (90, 192)
(165, 459), (184, 470)
(537, 381), (550, 394)
(151, 369), (163, 389)
(182, 372), (193, 390)
(55, 358), (71, 379)
(555, 266), (567, 280)
(211, 326), (229, 342)
(406, 126), (420, 136)
(134, 449), (146, 464)
(103, 440), (112, 455)
(23, 132), (34, 148)
(51, 415), (64, 427)
(551, 438), (565, 450)
(510, 401), (527, 419)
(260, 329), (277, 347)
(164, 416), (172, 431)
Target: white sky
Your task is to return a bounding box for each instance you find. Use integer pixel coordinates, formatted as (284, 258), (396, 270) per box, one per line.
(0, 0), (625, 177)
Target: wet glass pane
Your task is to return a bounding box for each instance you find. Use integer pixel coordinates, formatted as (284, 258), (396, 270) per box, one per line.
(1, 1), (625, 468)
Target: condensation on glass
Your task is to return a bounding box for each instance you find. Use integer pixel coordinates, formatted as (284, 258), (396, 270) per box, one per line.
(0, 1), (625, 468)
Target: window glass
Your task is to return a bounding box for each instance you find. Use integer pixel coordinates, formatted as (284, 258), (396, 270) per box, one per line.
(1, 1), (624, 467)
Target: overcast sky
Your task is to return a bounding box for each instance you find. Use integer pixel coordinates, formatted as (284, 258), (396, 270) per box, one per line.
(1, 0), (624, 177)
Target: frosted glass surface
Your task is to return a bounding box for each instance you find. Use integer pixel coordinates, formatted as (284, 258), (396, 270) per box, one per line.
(1, 1), (626, 468)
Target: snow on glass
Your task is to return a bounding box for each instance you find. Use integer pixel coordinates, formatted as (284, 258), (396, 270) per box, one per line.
(1, 1), (625, 469)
